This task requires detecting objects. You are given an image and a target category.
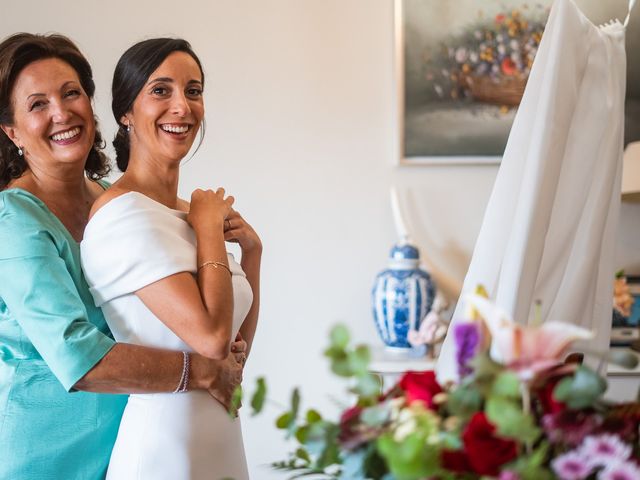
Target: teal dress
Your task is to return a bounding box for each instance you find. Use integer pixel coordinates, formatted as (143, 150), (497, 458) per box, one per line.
(0, 188), (128, 479)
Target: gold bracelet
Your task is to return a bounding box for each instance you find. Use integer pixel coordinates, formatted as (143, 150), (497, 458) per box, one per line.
(198, 260), (232, 276)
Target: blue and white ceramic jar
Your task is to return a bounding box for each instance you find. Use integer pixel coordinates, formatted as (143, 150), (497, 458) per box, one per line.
(372, 243), (436, 351)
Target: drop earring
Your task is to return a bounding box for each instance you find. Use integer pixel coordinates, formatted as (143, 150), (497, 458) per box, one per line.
(17, 146), (23, 156)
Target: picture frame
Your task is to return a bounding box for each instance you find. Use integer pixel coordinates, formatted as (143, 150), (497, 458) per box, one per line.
(611, 275), (640, 346)
(396, 0), (640, 165)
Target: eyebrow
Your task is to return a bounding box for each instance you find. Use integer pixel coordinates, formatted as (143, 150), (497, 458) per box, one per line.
(26, 81), (80, 100)
(147, 77), (202, 86)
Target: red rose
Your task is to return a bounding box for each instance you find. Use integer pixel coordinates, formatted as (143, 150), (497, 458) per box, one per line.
(440, 449), (472, 473)
(462, 412), (518, 476)
(338, 405), (364, 450)
(537, 377), (567, 415)
(398, 371), (443, 409)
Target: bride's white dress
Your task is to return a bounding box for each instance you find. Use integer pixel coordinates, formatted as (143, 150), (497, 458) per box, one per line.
(81, 191), (251, 480)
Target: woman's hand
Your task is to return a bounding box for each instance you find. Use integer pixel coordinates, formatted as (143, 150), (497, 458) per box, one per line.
(195, 335), (247, 411)
(224, 209), (262, 254)
(187, 188), (234, 236)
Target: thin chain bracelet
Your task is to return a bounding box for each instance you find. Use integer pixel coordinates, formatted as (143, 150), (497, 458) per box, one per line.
(198, 261), (232, 277)
(173, 351), (190, 394)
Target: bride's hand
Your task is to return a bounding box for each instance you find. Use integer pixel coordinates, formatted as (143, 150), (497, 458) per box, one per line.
(223, 209), (262, 254)
(187, 188), (234, 236)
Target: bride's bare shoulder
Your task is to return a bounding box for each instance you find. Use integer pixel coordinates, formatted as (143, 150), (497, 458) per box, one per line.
(89, 186), (131, 219)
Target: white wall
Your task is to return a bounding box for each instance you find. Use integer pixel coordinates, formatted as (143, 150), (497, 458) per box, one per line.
(2, 1), (639, 478)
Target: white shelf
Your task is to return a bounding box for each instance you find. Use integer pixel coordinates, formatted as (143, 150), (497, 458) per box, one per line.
(368, 346), (436, 374)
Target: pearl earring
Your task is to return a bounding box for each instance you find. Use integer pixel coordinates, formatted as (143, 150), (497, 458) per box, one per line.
(17, 146), (23, 156)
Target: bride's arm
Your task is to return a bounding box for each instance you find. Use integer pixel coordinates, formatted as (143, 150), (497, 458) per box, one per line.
(133, 188), (236, 360)
(224, 208), (262, 356)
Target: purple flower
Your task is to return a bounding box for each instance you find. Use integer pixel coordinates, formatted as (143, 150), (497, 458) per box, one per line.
(498, 471), (520, 480)
(551, 451), (593, 480)
(454, 322), (480, 377)
(597, 461), (640, 480)
(579, 434), (632, 469)
(542, 411), (602, 447)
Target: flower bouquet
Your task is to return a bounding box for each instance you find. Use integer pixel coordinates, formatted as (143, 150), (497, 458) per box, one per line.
(251, 288), (640, 479)
(425, 6), (548, 107)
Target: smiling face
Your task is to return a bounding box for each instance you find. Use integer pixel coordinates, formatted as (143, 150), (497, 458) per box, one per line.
(123, 51), (204, 166)
(1, 57), (95, 174)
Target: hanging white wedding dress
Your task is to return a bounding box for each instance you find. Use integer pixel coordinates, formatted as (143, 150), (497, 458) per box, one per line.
(437, 0), (635, 381)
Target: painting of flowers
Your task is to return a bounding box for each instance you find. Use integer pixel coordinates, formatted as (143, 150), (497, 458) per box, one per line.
(398, 0), (640, 162)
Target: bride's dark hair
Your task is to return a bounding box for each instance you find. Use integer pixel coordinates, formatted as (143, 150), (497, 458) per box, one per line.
(111, 38), (205, 172)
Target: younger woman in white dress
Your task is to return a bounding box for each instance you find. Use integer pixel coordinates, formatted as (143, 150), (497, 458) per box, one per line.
(81, 38), (262, 480)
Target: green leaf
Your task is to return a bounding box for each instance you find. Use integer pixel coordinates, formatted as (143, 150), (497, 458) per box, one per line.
(291, 388), (301, 419)
(228, 385), (242, 418)
(250, 377), (267, 415)
(447, 385), (482, 419)
(276, 411), (294, 430)
(505, 441), (551, 480)
(360, 403), (391, 427)
(339, 449), (367, 479)
(295, 425), (309, 444)
(491, 371), (521, 399)
(469, 352), (502, 379)
(306, 409), (322, 424)
(377, 432), (440, 480)
(352, 373), (382, 398)
(295, 447), (311, 464)
(553, 366), (607, 409)
(329, 324), (350, 349)
(348, 345), (371, 375)
(486, 397), (540, 444)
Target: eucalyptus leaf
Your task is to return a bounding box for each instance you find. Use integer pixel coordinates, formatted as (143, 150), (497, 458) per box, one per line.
(360, 404), (391, 427)
(250, 377), (267, 415)
(553, 366), (607, 409)
(229, 385), (242, 418)
(291, 388), (301, 420)
(353, 374), (382, 398)
(306, 409), (322, 424)
(349, 345), (371, 375)
(339, 449), (367, 479)
(276, 412), (294, 430)
(330, 325), (350, 349)
(295, 447), (311, 464)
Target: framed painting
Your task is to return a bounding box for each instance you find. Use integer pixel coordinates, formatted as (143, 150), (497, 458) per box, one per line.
(612, 275), (640, 347)
(396, 0), (640, 165)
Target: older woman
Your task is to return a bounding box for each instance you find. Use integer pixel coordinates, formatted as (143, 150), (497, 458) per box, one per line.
(0, 33), (245, 479)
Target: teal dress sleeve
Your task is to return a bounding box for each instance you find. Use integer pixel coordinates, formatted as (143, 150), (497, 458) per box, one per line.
(0, 192), (115, 391)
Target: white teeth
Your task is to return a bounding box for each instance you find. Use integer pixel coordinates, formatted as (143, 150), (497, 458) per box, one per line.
(161, 124), (189, 134)
(51, 127), (80, 142)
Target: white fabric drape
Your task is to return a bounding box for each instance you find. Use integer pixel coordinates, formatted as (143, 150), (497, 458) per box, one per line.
(437, 0), (633, 381)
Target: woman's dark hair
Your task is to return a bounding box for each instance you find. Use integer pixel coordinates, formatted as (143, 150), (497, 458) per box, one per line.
(112, 38), (205, 172)
(0, 33), (109, 190)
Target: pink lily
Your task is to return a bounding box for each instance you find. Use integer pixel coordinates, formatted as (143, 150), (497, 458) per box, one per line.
(465, 294), (594, 381)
